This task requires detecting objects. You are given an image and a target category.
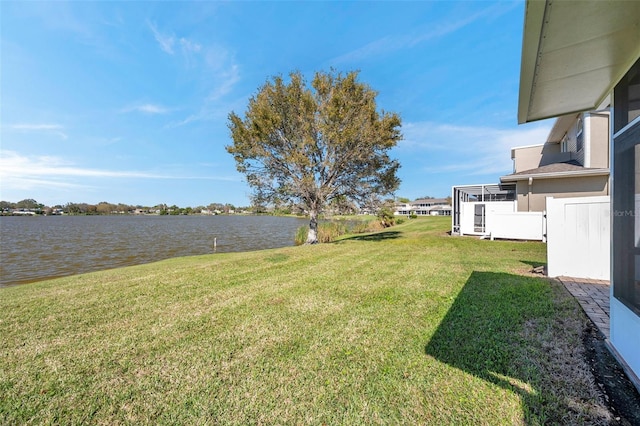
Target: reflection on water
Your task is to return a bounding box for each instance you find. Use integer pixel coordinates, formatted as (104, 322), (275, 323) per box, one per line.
(0, 215), (307, 287)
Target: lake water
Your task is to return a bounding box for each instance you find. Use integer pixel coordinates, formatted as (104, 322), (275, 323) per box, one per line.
(0, 215), (308, 287)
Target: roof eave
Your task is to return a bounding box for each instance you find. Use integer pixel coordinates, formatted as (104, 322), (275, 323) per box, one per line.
(518, 0), (640, 124)
(500, 168), (610, 182)
(517, 0), (547, 125)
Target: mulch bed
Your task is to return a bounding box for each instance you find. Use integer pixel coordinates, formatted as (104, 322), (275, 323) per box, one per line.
(583, 323), (640, 425)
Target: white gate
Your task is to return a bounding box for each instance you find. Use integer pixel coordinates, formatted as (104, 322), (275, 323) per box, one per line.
(546, 196), (610, 280)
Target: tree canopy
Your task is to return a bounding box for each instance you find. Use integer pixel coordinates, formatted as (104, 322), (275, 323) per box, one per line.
(226, 70), (402, 243)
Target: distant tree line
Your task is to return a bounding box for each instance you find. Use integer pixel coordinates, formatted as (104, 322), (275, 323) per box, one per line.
(1, 197), (400, 217)
(0, 199), (247, 216)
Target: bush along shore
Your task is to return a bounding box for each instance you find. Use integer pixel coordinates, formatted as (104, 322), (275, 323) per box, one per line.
(0, 217), (633, 424)
(294, 211), (403, 245)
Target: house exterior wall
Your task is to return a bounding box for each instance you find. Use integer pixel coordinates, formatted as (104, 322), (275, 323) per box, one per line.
(546, 111), (609, 167)
(538, 142), (569, 166)
(512, 145), (544, 173)
(515, 175), (609, 211)
(587, 112), (610, 168)
(511, 112), (609, 174)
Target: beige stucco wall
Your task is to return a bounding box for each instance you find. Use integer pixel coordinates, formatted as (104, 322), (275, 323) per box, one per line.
(587, 113), (610, 168)
(512, 145), (544, 173)
(515, 175), (609, 212)
(510, 111), (610, 175)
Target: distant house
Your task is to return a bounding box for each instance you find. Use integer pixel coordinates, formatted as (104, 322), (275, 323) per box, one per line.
(395, 198), (451, 216)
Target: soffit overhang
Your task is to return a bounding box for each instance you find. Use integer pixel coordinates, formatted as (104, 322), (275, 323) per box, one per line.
(518, 0), (640, 124)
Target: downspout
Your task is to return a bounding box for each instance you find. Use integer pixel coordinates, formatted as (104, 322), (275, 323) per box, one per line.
(528, 177), (533, 212)
(584, 113), (591, 167)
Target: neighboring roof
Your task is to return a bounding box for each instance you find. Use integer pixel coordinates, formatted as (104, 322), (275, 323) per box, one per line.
(501, 162), (609, 182)
(518, 1), (640, 123)
(412, 198), (448, 204)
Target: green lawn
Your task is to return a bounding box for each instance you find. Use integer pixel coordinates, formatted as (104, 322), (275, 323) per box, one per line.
(0, 217), (611, 424)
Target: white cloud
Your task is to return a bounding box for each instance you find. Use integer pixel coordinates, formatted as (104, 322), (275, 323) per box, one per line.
(400, 121), (552, 177)
(147, 20), (175, 54)
(11, 124), (62, 130)
(330, 2), (517, 65)
(180, 37), (201, 53)
(165, 98), (234, 129)
(208, 63), (240, 101)
(121, 103), (170, 114)
(144, 23), (240, 126)
(168, 58), (240, 128)
(2, 176), (89, 191)
(0, 150), (165, 179)
(148, 21), (203, 59)
(0, 150), (239, 193)
(9, 123), (68, 140)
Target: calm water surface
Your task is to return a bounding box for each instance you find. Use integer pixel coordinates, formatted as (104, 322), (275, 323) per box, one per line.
(0, 215), (307, 287)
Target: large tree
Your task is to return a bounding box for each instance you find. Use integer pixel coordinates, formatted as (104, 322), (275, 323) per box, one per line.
(227, 70), (402, 243)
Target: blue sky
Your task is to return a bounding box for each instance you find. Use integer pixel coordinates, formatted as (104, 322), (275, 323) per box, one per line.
(0, 1), (551, 208)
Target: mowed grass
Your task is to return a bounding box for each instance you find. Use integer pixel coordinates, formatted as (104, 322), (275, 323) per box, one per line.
(0, 217), (610, 424)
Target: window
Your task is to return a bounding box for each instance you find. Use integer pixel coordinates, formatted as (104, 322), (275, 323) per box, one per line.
(576, 117), (584, 152)
(561, 134), (569, 153)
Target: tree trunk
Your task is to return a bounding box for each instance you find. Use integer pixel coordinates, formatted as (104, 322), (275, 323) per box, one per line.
(306, 209), (319, 244)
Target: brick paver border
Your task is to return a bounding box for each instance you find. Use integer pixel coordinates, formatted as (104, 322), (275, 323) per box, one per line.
(557, 276), (610, 339)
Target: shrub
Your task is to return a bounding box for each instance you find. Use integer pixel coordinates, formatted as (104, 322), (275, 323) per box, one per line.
(365, 220), (385, 232)
(317, 221), (347, 243)
(294, 221), (348, 245)
(377, 207), (396, 228)
(351, 220), (371, 234)
(295, 216), (399, 245)
(409, 213), (418, 219)
(294, 226), (309, 245)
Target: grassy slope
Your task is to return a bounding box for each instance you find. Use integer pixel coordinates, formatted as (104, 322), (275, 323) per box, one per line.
(0, 217), (610, 424)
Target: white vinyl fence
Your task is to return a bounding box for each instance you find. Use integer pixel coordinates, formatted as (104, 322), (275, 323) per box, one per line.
(458, 201), (515, 236)
(489, 211), (545, 241)
(458, 201), (545, 241)
(546, 196), (610, 280)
